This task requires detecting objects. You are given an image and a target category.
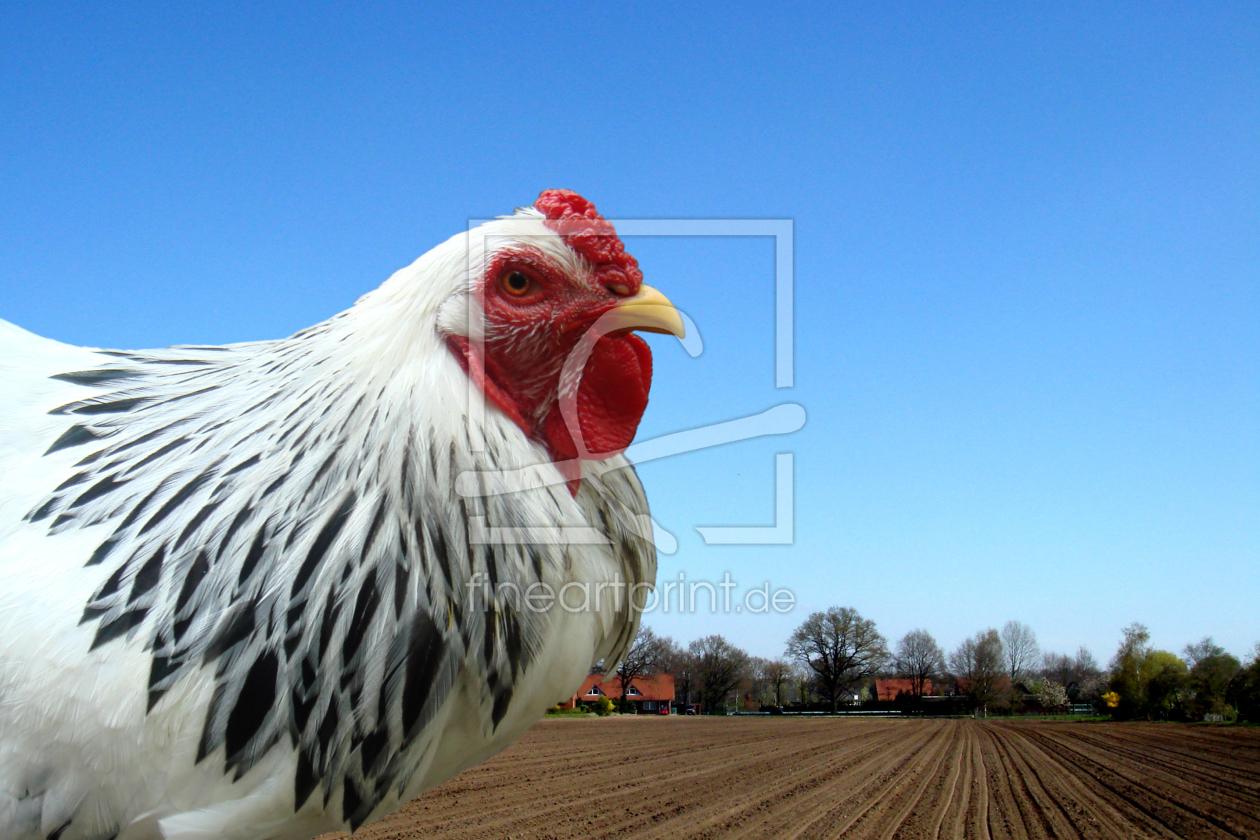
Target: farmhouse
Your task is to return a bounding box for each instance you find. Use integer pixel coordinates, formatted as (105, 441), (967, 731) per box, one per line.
(875, 678), (934, 700)
(564, 673), (676, 713)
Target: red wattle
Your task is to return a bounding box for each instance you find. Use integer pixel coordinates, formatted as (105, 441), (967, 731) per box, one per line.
(545, 334), (653, 464)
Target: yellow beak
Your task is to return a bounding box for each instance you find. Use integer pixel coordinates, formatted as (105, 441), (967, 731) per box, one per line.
(603, 284), (686, 338)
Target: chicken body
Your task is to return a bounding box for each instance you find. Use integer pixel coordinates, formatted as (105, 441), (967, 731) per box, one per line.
(0, 193), (673, 840)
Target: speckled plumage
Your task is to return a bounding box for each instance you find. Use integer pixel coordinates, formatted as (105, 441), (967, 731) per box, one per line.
(0, 203), (657, 840)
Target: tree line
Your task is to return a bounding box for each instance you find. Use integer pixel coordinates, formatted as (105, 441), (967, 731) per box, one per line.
(604, 609), (1260, 721)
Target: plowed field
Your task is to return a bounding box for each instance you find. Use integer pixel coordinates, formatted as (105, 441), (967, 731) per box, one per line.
(327, 717), (1260, 839)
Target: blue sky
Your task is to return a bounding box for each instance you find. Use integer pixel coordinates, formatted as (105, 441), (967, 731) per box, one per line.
(2, 3), (1257, 664)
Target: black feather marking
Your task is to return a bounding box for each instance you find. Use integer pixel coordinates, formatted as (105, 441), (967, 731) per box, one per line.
(261, 473), (287, 499)
(225, 454), (261, 476)
(54, 471), (90, 492)
(300, 450), (339, 501)
(90, 608), (148, 650)
(217, 505), (254, 561)
(401, 611), (445, 736)
(492, 687), (513, 729)
(140, 470), (213, 535)
(127, 546), (165, 604)
(318, 591), (340, 661)
(27, 498), (58, 523)
(86, 536), (120, 567)
(292, 685), (317, 734)
(70, 396), (151, 415)
(102, 422), (179, 458)
(394, 561), (409, 619)
(284, 602), (303, 633)
(342, 779), (365, 830)
(362, 497), (388, 559)
(45, 424), (105, 455)
(146, 656), (181, 712)
(118, 482), (169, 530)
(342, 569), (380, 664)
(97, 561), (131, 598)
(46, 818), (72, 840)
(204, 602), (256, 662)
(70, 474), (129, 509)
(51, 368), (141, 387)
(294, 750), (319, 810)
(318, 704), (339, 761)
(290, 492), (356, 597)
(484, 542), (500, 591)
(238, 528), (268, 585)
(126, 435), (191, 473)
(174, 551), (210, 616)
(78, 606), (108, 625)
(148, 655), (180, 691)
(155, 384), (219, 407)
(281, 392), (318, 424)
(73, 448), (105, 466)
(358, 728), (388, 774)
(174, 500), (221, 551)
(483, 610), (499, 677)
(50, 514), (75, 529)
(527, 545), (543, 580)
(225, 652), (277, 763)
(285, 518), (309, 549)
(504, 610), (523, 680)
(343, 393), (367, 424)
(428, 520), (453, 586)
(239, 392), (280, 416)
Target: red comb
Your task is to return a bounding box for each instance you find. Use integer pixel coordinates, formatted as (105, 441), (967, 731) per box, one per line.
(534, 189), (643, 291)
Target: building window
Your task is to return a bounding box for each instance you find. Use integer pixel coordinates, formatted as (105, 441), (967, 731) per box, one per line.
(627, 686), (642, 696)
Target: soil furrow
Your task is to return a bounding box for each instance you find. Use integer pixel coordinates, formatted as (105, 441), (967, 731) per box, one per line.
(320, 717), (1260, 840)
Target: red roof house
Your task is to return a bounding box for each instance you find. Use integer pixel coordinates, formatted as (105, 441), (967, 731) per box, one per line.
(563, 673), (675, 713)
(875, 678), (934, 701)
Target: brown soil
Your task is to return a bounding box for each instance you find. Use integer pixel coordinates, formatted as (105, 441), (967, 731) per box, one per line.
(322, 717), (1260, 839)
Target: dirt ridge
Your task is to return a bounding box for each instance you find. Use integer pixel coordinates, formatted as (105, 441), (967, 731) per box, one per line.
(321, 717), (1260, 840)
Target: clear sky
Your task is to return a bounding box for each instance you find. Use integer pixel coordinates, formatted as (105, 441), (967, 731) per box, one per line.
(2, 2), (1256, 665)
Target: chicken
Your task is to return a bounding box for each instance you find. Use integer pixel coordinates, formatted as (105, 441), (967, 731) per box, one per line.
(0, 190), (684, 840)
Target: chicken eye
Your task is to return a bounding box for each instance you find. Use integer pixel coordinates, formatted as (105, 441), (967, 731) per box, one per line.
(501, 271), (532, 297)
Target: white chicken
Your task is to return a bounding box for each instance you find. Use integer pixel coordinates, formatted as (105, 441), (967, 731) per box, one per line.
(0, 190), (683, 840)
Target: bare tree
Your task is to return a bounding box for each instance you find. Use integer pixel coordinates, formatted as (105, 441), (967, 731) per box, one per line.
(1183, 636), (1226, 668)
(894, 629), (945, 699)
(1041, 651), (1073, 685)
(614, 625), (666, 704)
(666, 644), (697, 711)
(689, 635), (750, 714)
(760, 658), (794, 706)
(950, 628), (1005, 710)
(1074, 646), (1098, 675)
(1041, 645), (1101, 702)
(1001, 620), (1040, 686)
(787, 607), (888, 714)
